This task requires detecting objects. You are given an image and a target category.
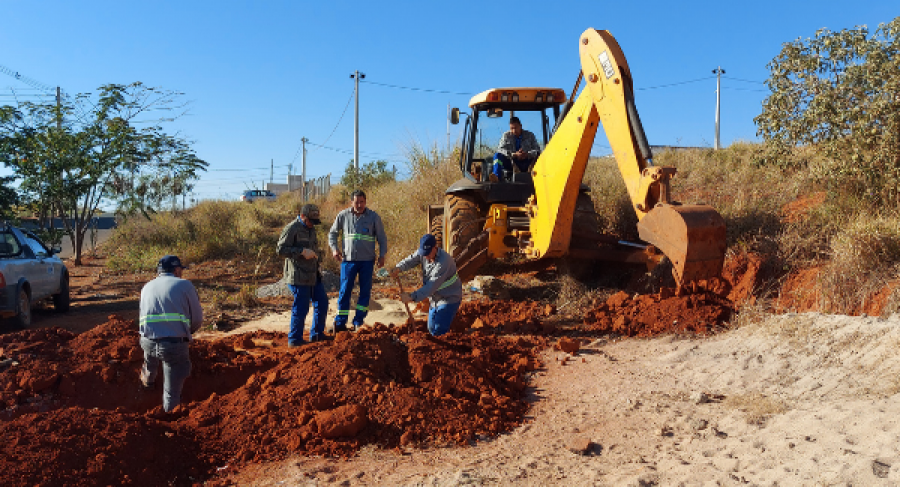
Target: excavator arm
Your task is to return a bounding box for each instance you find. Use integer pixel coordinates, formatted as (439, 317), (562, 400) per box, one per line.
(527, 28), (726, 287)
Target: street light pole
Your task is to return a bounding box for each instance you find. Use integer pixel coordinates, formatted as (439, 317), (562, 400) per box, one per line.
(350, 70), (366, 170)
(712, 67), (725, 150)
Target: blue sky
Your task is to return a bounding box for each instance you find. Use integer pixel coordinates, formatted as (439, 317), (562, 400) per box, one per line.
(1, 1), (896, 202)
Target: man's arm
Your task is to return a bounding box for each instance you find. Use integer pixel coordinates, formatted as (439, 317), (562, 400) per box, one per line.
(276, 224), (301, 257)
(186, 284), (204, 333)
(497, 132), (514, 158)
(395, 253), (421, 273)
(523, 131), (541, 159)
(328, 212), (342, 252)
(410, 260), (454, 302)
(374, 213), (387, 264)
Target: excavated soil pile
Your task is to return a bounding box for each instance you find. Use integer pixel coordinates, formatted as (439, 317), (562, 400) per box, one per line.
(0, 316), (280, 414)
(583, 290), (733, 336)
(0, 317), (544, 486)
(453, 299), (554, 334)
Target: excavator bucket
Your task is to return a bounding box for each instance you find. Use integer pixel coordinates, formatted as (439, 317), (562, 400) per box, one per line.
(637, 204), (726, 287)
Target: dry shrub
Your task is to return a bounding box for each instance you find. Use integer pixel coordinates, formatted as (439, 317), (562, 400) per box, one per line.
(723, 392), (789, 426)
(366, 142), (460, 265)
(820, 212), (900, 313)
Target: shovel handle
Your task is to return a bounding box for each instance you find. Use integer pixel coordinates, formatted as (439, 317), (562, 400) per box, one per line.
(394, 274), (415, 333)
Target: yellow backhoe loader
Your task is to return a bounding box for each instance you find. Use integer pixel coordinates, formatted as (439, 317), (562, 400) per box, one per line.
(429, 28), (726, 291)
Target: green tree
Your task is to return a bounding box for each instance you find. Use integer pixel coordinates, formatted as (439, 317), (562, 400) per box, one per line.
(0, 175), (17, 218)
(0, 83), (208, 264)
(339, 159), (396, 194)
(754, 17), (900, 201)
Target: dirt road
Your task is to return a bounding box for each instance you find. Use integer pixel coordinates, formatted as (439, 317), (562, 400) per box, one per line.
(225, 312), (900, 486)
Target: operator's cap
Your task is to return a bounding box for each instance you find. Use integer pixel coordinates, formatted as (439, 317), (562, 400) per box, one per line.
(158, 255), (188, 273)
(301, 203), (321, 225)
(417, 233), (437, 257)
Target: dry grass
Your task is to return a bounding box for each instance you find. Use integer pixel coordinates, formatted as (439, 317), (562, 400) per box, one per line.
(104, 140), (900, 316)
(723, 392), (790, 426)
(366, 142), (461, 264)
(819, 213), (900, 312)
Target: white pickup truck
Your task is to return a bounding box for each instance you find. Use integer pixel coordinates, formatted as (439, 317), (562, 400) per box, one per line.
(0, 225), (69, 327)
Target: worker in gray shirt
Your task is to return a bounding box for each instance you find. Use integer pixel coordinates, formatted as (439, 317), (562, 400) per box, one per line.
(328, 189), (388, 332)
(139, 255), (203, 412)
(390, 234), (462, 336)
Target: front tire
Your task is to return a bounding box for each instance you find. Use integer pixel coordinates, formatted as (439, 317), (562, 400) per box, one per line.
(53, 273), (70, 312)
(13, 287), (31, 328)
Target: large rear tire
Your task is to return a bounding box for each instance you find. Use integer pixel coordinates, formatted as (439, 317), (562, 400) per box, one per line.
(445, 194), (482, 259)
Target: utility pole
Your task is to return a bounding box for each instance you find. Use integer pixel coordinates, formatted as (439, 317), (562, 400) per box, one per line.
(350, 70), (365, 170)
(270, 159), (273, 185)
(301, 137), (308, 201)
(712, 67), (725, 150)
(288, 163), (293, 192)
(447, 103), (450, 150)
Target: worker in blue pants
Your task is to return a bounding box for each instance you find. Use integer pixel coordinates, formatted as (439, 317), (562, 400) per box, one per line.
(328, 189), (388, 332)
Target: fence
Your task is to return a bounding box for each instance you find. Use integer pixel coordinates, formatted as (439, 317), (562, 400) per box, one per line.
(302, 174), (331, 201)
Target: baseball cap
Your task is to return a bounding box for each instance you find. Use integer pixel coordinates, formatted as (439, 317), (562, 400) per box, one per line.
(301, 204), (321, 225)
(417, 234), (437, 256)
(158, 255), (188, 273)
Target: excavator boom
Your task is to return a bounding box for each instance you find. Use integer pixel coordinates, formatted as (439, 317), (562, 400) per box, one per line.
(528, 28), (726, 286)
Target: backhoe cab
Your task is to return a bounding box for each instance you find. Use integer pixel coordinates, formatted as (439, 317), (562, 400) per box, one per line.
(430, 28), (726, 291)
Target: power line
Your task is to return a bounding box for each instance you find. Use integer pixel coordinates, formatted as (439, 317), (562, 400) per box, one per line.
(360, 79), (474, 96)
(289, 86), (356, 166)
(636, 76), (716, 91)
(722, 75), (766, 85)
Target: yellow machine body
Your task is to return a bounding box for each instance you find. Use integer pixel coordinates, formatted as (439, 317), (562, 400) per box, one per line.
(441, 28), (726, 288)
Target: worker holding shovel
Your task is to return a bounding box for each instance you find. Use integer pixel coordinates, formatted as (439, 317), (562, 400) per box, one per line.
(390, 234), (462, 337)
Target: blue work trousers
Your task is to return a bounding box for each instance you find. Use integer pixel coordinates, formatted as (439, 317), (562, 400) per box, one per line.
(428, 301), (461, 337)
(288, 279), (328, 344)
(334, 260), (374, 330)
(140, 337), (191, 412)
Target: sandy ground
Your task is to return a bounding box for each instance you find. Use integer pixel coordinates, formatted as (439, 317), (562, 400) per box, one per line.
(217, 311), (900, 486)
(196, 296), (420, 339)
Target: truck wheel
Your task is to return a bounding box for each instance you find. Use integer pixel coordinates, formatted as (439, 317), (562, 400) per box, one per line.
(445, 194), (482, 259)
(53, 273), (70, 312)
(430, 215), (444, 249)
(13, 287), (31, 328)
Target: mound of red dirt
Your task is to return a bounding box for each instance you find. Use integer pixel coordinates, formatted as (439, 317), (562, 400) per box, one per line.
(453, 299), (553, 333)
(583, 290), (733, 336)
(0, 318), (544, 486)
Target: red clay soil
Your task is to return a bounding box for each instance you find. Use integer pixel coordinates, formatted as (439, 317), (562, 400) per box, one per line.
(774, 266), (822, 313)
(720, 252), (768, 306)
(583, 289), (733, 337)
(781, 191), (826, 224)
(0, 317), (544, 487)
(453, 299), (554, 334)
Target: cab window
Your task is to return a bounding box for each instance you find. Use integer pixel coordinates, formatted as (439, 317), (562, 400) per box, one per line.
(0, 231), (22, 257)
(23, 234), (49, 258)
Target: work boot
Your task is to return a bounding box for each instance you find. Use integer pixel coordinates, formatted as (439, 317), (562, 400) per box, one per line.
(310, 334), (333, 342)
(287, 340), (307, 348)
